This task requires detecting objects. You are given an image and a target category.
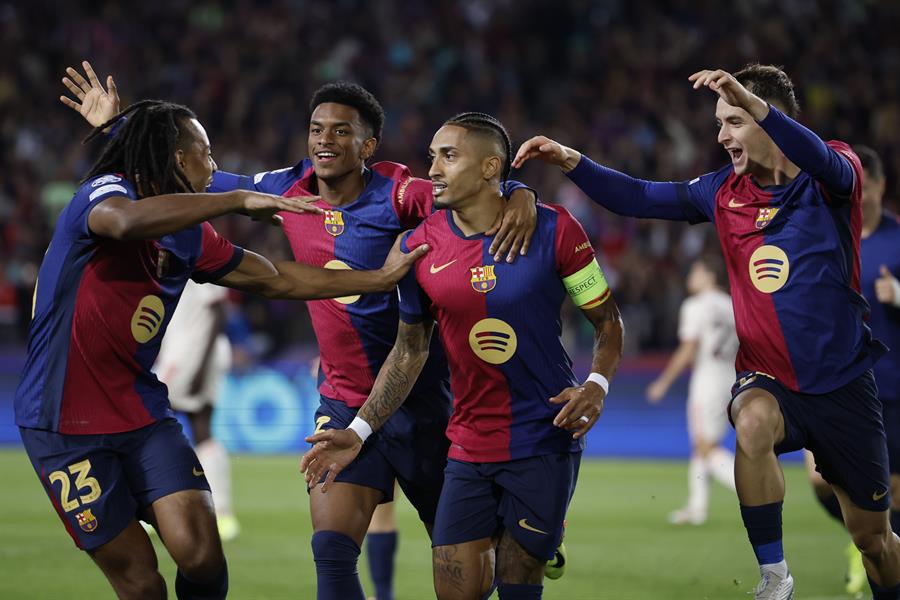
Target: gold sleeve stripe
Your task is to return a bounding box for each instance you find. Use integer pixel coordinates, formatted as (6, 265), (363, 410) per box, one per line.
(562, 258), (610, 307)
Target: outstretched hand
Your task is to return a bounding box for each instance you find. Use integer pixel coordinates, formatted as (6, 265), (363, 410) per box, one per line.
(300, 429), (364, 491)
(688, 69), (769, 121)
(512, 136), (581, 172)
(243, 191), (323, 224)
(60, 60), (120, 127)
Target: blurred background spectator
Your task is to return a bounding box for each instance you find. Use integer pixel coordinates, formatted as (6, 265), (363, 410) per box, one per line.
(2, 0), (897, 356)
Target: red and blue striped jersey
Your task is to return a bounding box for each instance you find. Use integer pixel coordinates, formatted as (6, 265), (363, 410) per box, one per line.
(398, 204), (596, 463)
(15, 173), (244, 434)
(567, 106), (886, 395)
(211, 161), (449, 407)
(211, 161), (528, 408)
(675, 141), (882, 393)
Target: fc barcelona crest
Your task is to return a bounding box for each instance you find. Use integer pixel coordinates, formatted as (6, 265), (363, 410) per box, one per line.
(75, 508), (98, 533)
(324, 210), (345, 236)
(470, 265), (497, 293)
(755, 207), (780, 230)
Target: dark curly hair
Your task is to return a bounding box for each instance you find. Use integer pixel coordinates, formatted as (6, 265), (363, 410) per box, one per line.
(734, 64), (800, 118)
(310, 81), (385, 142)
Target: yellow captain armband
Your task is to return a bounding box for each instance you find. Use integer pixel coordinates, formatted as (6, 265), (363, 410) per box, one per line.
(563, 258), (610, 309)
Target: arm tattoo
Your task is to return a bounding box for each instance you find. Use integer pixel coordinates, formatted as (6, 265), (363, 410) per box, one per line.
(433, 545), (467, 595)
(357, 321), (432, 431)
(584, 298), (624, 381)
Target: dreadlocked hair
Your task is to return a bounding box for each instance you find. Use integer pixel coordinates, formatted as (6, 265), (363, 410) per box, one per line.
(444, 112), (512, 182)
(82, 99), (198, 197)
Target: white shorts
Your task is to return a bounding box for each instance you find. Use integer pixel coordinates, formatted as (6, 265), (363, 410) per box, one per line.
(157, 337), (231, 414)
(686, 375), (733, 445)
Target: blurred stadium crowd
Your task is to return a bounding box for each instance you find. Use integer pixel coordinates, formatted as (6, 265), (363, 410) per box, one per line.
(1, 0), (898, 356)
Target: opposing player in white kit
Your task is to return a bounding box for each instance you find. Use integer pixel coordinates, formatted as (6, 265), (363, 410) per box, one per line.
(646, 255), (738, 525)
(155, 280), (239, 541)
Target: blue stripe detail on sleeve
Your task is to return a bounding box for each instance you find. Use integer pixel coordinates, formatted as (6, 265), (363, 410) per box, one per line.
(757, 105), (854, 196)
(566, 155), (689, 221)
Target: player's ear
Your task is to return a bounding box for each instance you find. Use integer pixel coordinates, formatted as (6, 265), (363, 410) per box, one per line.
(360, 137), (378, 162)
(174, 148), (186, 171)
(483, 155), (501, 181)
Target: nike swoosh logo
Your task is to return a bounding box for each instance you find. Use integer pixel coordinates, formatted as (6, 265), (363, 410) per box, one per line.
(430, 260), (457, 274)
(873, 489), (888, 501)
(518, 518), (548, 535)
(728, 198), (747, 208)
(192, 467), (205, 477)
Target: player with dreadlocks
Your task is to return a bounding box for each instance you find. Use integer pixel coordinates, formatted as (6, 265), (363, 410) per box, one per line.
(18, 66), (428, 600)
(302, 112), (624, 600)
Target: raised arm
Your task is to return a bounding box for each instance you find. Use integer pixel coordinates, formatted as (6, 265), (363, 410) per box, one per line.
(512, 136), (695, 222)
(215, 235), (429, 300)
(299, 318), (435, 490)
(689, 68), (854, 195)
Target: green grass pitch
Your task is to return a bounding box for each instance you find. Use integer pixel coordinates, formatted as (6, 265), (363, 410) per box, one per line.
(0, 450), (857, 599)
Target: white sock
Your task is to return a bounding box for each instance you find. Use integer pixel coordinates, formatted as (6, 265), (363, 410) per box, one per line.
(195, 439), (234, 517)
(687, 455), (710, 515)
(706, 447), (736, 491)
(761, 559), (789, 578)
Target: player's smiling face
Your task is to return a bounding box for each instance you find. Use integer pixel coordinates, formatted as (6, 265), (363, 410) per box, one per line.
(308, 103), (376, 181)
(428, 125), (497, 210)
(715, 98), (780, 178)
(176, 118), (217, 192)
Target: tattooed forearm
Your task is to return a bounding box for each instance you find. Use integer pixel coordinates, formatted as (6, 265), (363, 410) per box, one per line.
(357, 320), (433, 431)
(584, 297), (624, 381)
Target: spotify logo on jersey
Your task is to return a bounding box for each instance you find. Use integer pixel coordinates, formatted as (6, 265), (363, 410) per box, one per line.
(324, 260), (361, 305)
(468, 318), (517, 365)
(749, 245), (790, 293)
(131, 295), (165, 343)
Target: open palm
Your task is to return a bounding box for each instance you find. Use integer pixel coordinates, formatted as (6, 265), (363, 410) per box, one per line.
(59, 60), (120, 127)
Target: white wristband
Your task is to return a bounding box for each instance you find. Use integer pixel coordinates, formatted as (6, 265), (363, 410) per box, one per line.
(586, 372), (610, 395)
(348, 417), (373, 443)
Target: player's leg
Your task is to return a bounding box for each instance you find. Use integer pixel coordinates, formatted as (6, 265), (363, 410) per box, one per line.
(430, 460), (502, 600)
(366, 489), (398, 600)
(729, 376), (795, 598)
(127, 418), (228, 599)
(832, 485), (900, 598)
(806, 370), (900, 599)
(804, 450), (844, 523)
(671, 397), (712, 525)
(493, 452), (580, 600)
(309, 396), (400, 600)
(19, 426), (169, 599)
(88, 520), (167, 599)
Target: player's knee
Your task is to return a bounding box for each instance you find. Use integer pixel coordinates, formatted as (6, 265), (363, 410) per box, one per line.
(734, 403), (779, 455)
(175, 539), (225, 582)
(109, 567), (167, 600)
(851, 526), (891, 560)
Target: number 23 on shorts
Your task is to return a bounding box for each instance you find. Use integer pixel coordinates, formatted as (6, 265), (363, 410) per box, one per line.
(48, 459), (102, 512)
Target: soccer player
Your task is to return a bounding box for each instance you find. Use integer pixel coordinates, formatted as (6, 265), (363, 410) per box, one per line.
(302, 112), (624, 600)
(803, 145), (900, 596)
(646, 254), (737, 525)
(512, 66), (900, 600)
(60, 61), (538, 600)
(20, 92), (426, 599)
(155, 280), (240, 541)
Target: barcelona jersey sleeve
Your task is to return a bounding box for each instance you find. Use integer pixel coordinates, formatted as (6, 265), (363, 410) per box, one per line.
(191, 222), (245, 283)
(208, 161), (306, 196)
(397, 229), (430, 323)
(675, 165), (734, 224)
(65, 174), (138, 238)
(553, 206), (611, 309)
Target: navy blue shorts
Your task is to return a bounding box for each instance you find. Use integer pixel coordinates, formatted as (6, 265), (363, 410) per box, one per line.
(730, 370), (889, 511)
(883, 398), (900, 475)
(20, 418), (209, 551)
(313, 390), (450, 524)
(431, 453), (581, 561)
